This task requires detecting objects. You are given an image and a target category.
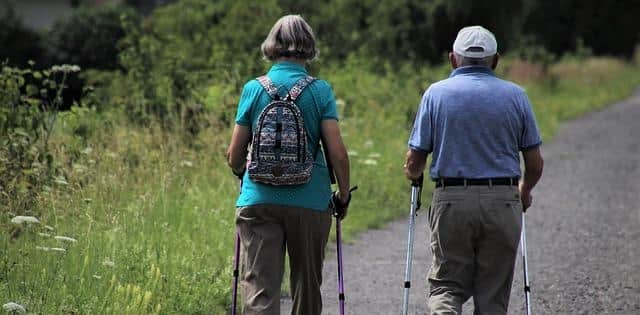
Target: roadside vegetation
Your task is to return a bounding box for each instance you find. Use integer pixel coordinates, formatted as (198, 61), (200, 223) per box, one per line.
(2, 0), (640, 313)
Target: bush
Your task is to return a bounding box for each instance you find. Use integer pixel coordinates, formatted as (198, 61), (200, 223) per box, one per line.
(107, 0), (279, 131)
(47, 5), (139, 70)
(44, 5), (139, 109)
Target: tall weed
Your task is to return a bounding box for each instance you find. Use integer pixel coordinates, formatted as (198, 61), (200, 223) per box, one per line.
(0, 63), (80, 214)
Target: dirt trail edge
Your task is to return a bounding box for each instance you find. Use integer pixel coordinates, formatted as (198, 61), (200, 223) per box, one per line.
(281, 90), (640, 315)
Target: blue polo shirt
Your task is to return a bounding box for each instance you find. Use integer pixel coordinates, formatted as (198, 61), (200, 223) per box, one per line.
(235, 62), (338, 211)
(408, 66), (542, 180)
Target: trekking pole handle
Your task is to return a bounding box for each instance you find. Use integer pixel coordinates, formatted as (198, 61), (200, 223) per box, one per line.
(331, 186), (358, 219)
(411, 175), (424, 210)
(410, 175), (424, 187)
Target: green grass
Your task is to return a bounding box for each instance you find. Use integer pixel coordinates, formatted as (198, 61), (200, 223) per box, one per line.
(2, 56), (640, 314)
(524, 57), (640, 140)
(1, 124), (238, 313)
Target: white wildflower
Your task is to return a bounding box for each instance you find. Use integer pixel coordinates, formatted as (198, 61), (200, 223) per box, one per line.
(54, 176), (68, 185)
(347, 150), (359, 156)
(54, 236), (78, 243)
(37, 233), (51, 238)
(2, 302), (26, 314)
(51, 64), (81, 73)
(361, 159), (378, 166)
(44, 225), (55, 231)
(180, 160), (193, 167)
(92, 275), (102, 280)
(83, 198), (92, 203)
(102, 259), (115, 268)
(36, 246), (66, 253)
(72, 163), (87, 172)
(81, 147), (93, 155)
(368, 152), (382, 158)
(10, 216), (40, 225)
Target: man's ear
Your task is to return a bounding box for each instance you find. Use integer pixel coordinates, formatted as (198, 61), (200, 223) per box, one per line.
(491, 53), (500, 70)
(449, 52), (458, 69)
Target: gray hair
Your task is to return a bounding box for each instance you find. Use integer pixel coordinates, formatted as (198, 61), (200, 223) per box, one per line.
(454, 53), (495, 67)
(261, 15), (318, 61)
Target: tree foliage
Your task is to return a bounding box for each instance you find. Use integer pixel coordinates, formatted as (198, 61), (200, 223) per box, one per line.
(47, 5), (139, 70)
(524, 0), (640, 58)
(2, 0), (639, 132)
(2, 0), (639, 72)
(0, 2), (45, 67)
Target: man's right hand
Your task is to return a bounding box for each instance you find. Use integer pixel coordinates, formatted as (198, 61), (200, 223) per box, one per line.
(404, 149), (427, 181)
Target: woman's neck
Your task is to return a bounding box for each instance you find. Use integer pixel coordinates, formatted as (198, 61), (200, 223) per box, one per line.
(275, 57), (306, 66)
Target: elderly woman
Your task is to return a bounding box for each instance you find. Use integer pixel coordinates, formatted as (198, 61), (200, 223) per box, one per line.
(226, 15), (351, 315)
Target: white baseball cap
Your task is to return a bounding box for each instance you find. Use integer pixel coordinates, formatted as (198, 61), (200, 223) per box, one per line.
(453, 26), (497, 58)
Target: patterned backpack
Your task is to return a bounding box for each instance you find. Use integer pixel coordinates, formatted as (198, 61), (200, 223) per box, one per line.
(248, 75), (316, 185)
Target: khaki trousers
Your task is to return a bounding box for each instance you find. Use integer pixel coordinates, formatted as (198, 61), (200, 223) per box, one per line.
(236, 204), (332, 315)
(427, 185), (522, 315)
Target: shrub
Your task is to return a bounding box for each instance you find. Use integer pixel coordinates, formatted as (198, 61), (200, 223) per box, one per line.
(111, 0), (278, 131)
(47, 5), (139, 70)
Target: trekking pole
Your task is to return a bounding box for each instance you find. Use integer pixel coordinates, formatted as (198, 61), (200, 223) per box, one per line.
(231, 232), (240, 315)
(335, 212), (346, 315)
(334, 186), (358, 315)
(231, 178), (243, 315)
(521, 211), (532, 315)
(402, 175), (423, 315)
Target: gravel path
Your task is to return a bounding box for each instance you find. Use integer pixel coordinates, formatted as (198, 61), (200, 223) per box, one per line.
(282, 90), (640, 314)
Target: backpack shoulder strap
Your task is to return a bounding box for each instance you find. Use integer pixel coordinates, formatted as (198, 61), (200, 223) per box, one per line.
(256, 75), (280, 100)
(286, 75), (315, 101)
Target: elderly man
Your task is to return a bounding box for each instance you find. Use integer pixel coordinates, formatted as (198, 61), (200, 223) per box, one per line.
(404, 26), (544, 314)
